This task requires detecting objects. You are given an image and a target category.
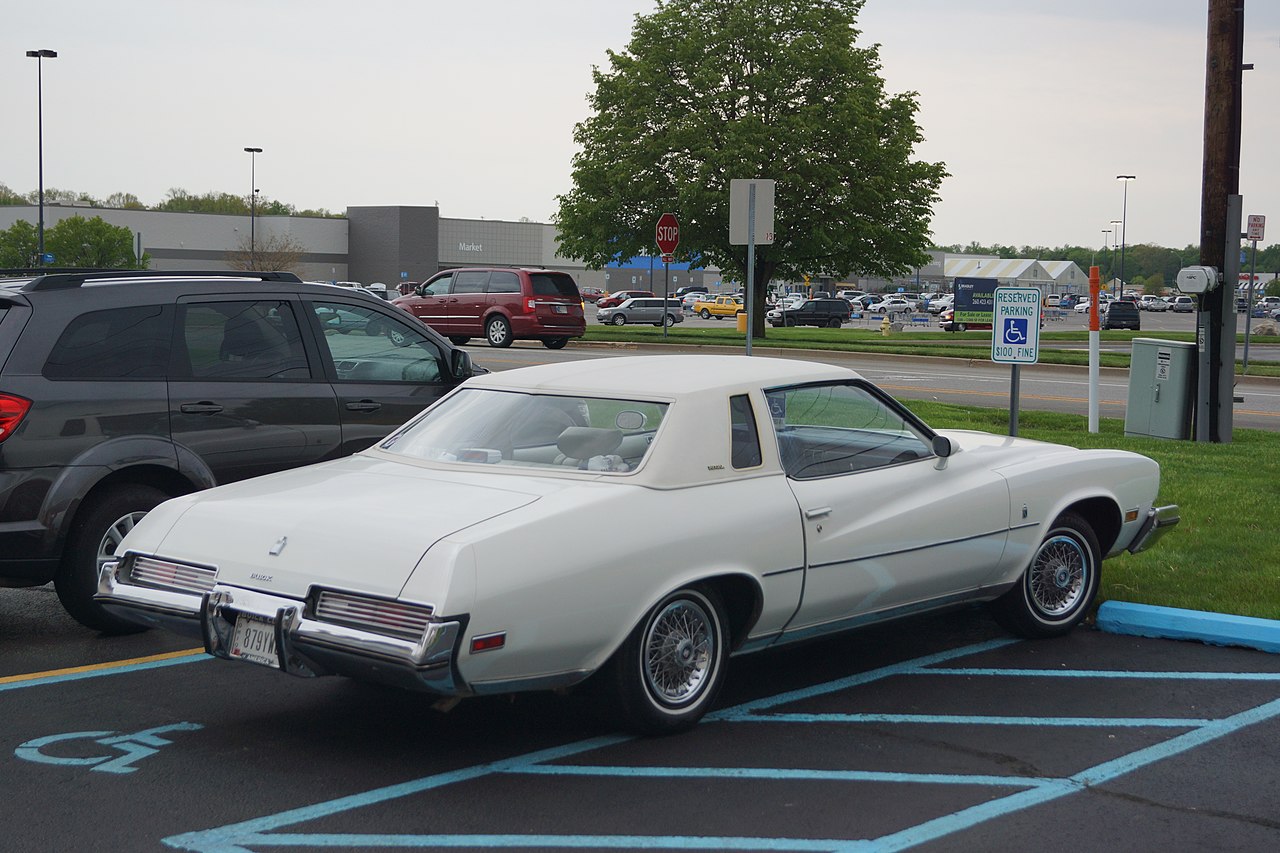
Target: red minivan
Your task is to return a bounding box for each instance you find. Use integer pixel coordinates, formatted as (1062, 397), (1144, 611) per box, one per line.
(393, 267), (585, 349)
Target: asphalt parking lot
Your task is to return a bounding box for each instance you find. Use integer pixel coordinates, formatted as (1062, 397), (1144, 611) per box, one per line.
(3, 597), (1278, 851)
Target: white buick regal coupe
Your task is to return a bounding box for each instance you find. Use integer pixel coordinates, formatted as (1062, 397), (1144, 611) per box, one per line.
(97, 355), (1178, 734)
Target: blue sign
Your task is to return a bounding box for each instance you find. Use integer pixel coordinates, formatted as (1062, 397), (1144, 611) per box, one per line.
(42, 253), (54, 264)
(1240, 249), (1248, 265)
(953, 277), (998, 323)
(1003, 318), (1029, 345)
(400, 271), (409, 280)
(992, 287), (1041, 364)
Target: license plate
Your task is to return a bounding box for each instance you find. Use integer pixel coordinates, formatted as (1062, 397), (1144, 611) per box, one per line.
(230, 613), (279, 668)
(553, 304), (567, 314)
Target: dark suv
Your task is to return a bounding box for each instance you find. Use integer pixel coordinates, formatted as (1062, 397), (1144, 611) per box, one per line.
(767, 298), (852, 328)
(0, 270), (477, 632)
(393, 267), (585, 348)
(1101, 300), (1141, 330)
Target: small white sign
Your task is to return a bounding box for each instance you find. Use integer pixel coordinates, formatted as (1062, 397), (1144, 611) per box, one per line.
(991, 287), (1041, 364)
(1247, 214), (1265, 242)
(1156, 350), (1171, 383)
(729, 179), (776, 245)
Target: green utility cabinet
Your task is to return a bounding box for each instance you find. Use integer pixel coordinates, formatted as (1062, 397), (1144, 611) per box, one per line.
(1125, 338), (1196, 439)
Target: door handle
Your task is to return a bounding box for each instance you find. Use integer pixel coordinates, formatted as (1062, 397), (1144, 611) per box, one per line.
(345, 400), (382, 413)
(179, 402), (224, 415)
(804, 506), (832, 520)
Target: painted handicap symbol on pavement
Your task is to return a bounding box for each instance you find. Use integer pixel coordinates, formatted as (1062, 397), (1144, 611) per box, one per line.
(15, 722), (203, 774)
(1002, 318), (1028, 344)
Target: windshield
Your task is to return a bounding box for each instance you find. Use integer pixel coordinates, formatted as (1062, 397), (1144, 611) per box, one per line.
(380, 389), (667, 474)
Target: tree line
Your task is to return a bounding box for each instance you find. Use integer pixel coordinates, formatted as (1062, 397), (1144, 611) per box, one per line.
(0, 182), (340, 219)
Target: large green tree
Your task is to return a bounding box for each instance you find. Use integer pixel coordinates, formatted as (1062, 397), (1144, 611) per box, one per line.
(0, 219), (39, 267)
(44, 215), (150, 268)
(556, 0), (946, 333)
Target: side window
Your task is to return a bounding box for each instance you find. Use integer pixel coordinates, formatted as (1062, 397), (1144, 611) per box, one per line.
(310, 301), (444, 383)
(765, 383), (932, 479)
(180, 301), (309, 380)
(729, 394), (762, 469)
(422, 275), (452, 296)
(44, 305), (170, 379)
(452, 271), (489, 294)
(487, 271), (520, 294)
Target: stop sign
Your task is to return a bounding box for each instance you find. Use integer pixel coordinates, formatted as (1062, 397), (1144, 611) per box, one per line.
(655, 213), (680, 255)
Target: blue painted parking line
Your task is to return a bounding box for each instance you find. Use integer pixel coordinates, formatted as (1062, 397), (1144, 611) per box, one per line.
(159, 637), (1280, 852)
(0, 651), (208, 693)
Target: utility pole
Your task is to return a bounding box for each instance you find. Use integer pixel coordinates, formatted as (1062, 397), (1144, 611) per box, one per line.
(1196, 0), (1245, 443)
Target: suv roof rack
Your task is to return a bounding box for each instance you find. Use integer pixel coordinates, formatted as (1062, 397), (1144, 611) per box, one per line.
(25, 270), (303, 291)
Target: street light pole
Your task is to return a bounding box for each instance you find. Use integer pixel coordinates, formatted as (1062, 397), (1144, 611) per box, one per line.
(244, 147), (262, 269)
(1117, 176), (1136, 292)
(25, 49), (57, 268)
(1097, 229), (1111, 268)
(1109, 219), (1122, 294)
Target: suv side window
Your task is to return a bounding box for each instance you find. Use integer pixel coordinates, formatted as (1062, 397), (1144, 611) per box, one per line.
(310, 301), (444, 383)
(452, 271), (489, 294)
(487, 271), (520, 294)
(44, 305), (170, 379)
(180, 301), (310, 380)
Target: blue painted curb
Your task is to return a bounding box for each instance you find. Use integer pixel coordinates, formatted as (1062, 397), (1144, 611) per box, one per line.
(1097, 601), (1280, 654)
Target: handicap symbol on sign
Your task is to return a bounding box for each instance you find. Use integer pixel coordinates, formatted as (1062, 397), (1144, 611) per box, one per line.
(15, 722), (203, 774)
(1003, 318), (1028, 345)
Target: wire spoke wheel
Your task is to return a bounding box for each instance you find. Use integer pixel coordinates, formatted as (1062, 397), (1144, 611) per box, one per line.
(608, 585), (728, 734)
(989, 511), (1100, 638)
(1027, 534), (1087, 616)
(642, 598), (714, 705)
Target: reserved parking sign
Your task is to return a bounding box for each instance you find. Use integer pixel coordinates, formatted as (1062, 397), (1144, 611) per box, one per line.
(992, 287), (1041, 364)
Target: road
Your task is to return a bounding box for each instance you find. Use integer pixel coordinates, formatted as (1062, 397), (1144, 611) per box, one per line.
(469, 339), (1280, 432)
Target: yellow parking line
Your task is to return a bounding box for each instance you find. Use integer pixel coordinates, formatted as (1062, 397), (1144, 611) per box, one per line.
(0, 648), (204, 685)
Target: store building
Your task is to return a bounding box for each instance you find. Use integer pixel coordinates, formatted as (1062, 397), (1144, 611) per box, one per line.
(0, 204), (717, 293)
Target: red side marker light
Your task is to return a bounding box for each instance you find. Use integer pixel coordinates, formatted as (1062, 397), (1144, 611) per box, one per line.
(471, 632), (506, 653)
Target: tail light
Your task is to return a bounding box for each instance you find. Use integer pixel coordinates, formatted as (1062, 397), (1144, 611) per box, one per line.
(0, 392), (32, 443)
(525, 298), (536, 314)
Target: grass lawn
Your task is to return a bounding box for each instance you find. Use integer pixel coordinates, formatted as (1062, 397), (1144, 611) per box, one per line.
(899, 401), (1280, 621)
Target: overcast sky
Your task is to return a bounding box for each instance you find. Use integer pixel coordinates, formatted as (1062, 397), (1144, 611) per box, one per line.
(4, 0), (1278, 251)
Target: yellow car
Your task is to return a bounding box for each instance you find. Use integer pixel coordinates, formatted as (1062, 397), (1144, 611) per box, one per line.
(693, 295), (745, 320)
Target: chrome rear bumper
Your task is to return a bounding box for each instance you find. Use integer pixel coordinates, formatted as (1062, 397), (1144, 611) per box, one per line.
(97, 564), (465, 695)
(1127, 504), (1180, 554)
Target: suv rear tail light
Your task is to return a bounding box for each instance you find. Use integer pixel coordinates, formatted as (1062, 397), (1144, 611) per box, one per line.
(525, 298), (536, 313)
(0, 392), (32, 443)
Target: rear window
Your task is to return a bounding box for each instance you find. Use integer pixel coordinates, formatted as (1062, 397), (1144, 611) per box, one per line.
(530, 273), (579, 298)
(44, 305), (171, 379)
(1109, 303), (1138, 315)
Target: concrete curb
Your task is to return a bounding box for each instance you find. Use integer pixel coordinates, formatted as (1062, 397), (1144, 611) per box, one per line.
(1096, 601), (1280, 654)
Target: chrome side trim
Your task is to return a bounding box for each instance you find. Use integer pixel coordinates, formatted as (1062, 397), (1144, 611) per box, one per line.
(1127, 504), (1180, 554)
(808, 527), (1008, 570)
